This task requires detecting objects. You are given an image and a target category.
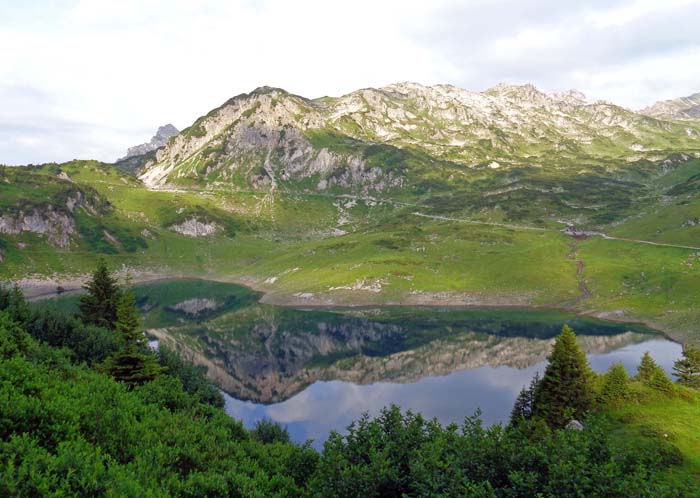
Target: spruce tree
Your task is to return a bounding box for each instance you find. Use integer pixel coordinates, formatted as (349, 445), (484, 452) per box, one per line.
(648, 368), (676, 395)
(79, 258), (121, 329)
(510, 372), (540, 426)
(673, 343), (700, 388)
(532, 325), (594, 428)
(599, 363), (630, 404)
(102, 289), (163, 386)
(636, 352), (660, 383)
(114, 289), (144, 350)
(0, 284), (31, 325)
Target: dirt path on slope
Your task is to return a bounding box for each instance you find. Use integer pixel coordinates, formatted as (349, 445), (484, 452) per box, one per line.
(566, 243), (591, 305)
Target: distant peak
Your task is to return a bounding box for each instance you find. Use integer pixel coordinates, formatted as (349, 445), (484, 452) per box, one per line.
(250, 86), (289, 96)
(486, 82), (542, 95)
(641, 90), (700, 120)
(155, 124), (178, 138)
(552, 89), (588, 105)
(119, 123), (179, 161)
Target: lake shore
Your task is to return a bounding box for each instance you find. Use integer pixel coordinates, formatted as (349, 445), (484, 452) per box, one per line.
(15, 270), (685, 343)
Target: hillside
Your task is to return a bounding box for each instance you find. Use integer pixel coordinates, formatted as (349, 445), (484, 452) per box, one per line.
(1, 83), (700, 341)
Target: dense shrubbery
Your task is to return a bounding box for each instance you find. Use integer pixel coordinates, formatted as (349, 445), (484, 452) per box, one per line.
(156, 347), (224, 408)
(0, 315), (317, 497)
(312, 406), (681, 498)
(0, 272), (696, 496)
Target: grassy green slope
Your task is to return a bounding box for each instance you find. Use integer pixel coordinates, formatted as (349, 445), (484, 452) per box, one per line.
(2, 156), (700, 341)
(604, 384), (700, 487)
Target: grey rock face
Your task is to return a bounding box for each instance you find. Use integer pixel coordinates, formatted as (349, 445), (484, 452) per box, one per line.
(0, 208), (76, 248)
(120, 124), (179, 160)
(641, 92), (700, 121)
(168, 217), (222, 237)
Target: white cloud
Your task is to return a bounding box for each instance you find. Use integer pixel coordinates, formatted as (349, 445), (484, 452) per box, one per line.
(1, 0), (699, 165)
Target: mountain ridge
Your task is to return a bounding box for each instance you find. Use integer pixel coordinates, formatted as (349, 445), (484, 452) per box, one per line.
(641, 92), (700, 121)
(139, 82), (700, 194)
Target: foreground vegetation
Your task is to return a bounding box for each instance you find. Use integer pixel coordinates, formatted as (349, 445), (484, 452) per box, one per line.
(1, 263), (699, 496)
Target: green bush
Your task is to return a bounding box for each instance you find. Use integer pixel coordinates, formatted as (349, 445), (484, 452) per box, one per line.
(0, 316), (312, 497)
(25, 306), (120, 364)
(157, 347), (224, 407)
(252, 418), (291, 445)
(310, 405), (679, 497)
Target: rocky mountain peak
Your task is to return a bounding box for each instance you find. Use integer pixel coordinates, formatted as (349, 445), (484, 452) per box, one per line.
(250, 86), (290, 96)
(155, 124), (178, 140)
(120, 123), (179, 160)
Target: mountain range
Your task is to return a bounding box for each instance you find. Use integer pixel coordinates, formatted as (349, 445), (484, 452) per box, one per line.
(1, 82), (700, 342)
(135, 83), (700, 191)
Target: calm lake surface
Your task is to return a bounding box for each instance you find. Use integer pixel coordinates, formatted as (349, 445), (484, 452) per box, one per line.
(43, 279), (682, 449)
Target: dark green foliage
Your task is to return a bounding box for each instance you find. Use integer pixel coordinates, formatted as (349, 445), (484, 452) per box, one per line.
(78, 259), (121, 329)
(100, 350), (164, 386)
(649, 368), (676, 395)
(673, 343), (700, 388)
(0, 312), (35, 359)
(101, 290), (164, 386)
(1, 283), (120, 364)
(634, 352), (676, 394)
(252, 418), (291, 444)
(599, 363), (631, 405)
(0, 317), (316, 497)
(311, 405), (680, 498)
(0, 284), (31, 324)
(114, 289), (144, 350)
(157, 347), (224, 407)
(532, 325), (594, 428)
(25, 306), (120, 364)
(510, 372), (539, 426)
(636, 351), (662, 383)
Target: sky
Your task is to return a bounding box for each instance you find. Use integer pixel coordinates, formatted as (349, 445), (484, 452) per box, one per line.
(1, 0), (699, 165)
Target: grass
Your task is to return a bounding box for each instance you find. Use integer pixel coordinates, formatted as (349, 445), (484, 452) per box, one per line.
(603, 384), (700, 487)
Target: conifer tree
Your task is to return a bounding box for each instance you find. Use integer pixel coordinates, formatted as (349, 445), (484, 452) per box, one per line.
(78, 258), (121, 329)
(510, 372), (540, 426)
(114, 289), (144, 351)
(532, 325), (594, 428)
(673, 343), (700, 388)
(648, 368), (676, 395)
(101, 289), (163, 386)
(599, 363), (630, 404)
(636, 352), (660, 383)
(0, 284), (31, 325)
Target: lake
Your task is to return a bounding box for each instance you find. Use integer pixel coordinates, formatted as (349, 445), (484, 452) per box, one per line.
(43, 278), (682, 449)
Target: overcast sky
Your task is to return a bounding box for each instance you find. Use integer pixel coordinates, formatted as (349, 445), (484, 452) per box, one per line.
(1, 0), (699, 165)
